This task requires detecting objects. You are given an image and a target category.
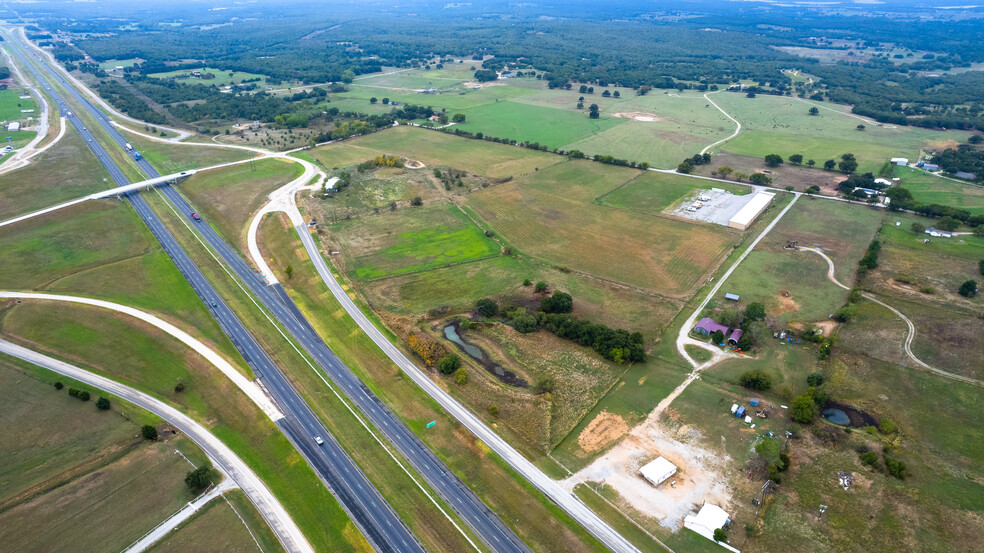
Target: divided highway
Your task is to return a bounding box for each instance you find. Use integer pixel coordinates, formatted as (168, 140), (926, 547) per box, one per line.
(3, 30), (425, 553)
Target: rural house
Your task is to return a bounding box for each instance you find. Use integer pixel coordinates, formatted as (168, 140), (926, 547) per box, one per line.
(694, 318), (743, 344)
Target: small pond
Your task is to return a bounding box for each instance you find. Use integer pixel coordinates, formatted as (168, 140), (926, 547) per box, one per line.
(443, 324), (528, 388)
(821, 401), (878, 428)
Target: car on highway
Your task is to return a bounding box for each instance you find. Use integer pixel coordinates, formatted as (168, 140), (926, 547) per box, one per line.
(191, 212), (202, 222)
(315, 436), (324, 445)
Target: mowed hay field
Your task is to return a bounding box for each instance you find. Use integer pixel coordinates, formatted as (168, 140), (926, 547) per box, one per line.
(147, 489), (284, 553)
(599, 169), (750, 215)
(712, 93), (972, 174)
(465, 159), (739, 296)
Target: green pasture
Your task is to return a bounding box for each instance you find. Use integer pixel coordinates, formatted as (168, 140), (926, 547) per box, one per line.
(339, 81), (536, 111)
(599, 170), (750, 214)
(338, 204), (501, 279)
(97, 58), (142, 70)
(0, 88), (36, 121)
(120, 128), (254, 173)
(896, 166), (984, 215)
(712, 93), (972, 174)
(147, 66), (273, 87)
(453, 100), (624, 149)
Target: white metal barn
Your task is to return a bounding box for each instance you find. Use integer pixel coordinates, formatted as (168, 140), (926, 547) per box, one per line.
(639, 456), (677, 487)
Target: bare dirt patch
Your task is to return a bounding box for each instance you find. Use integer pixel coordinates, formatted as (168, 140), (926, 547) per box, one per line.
(462, 81), (507, 88)
(814, 320), (839, 336)
(578, 411), (630, 453)
(612, 111), (665, 122)
(694, 152), (847, 193)
(775, 289), (801, 314)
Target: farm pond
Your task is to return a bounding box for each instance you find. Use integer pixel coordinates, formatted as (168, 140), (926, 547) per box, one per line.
(442, 324), (528, 388)
(821, 401), (878, 428)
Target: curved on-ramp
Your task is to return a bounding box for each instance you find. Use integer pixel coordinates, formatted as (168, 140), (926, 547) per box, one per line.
(0, 338), (312, 553)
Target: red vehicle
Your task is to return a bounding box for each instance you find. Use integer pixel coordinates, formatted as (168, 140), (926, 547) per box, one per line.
(191, 212), (202, 222)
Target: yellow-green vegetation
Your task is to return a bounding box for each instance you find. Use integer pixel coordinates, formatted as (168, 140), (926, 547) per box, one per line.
(259, 213), (609, 552)
(0, 126), (111, 220)
(711, 93), (971, 174)
(147, 490), (285, 553)
(895, 166), (984, 216)
(0, 361), (207, 552)
(178, 157), (303, 245)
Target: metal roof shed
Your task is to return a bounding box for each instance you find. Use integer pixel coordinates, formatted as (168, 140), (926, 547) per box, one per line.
(639, 456), (677, 487)
(724, 293), (740, 301)
(685, 503), (732, 541)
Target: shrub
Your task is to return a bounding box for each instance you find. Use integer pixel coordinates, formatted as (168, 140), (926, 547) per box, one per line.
(533, 375), (554, 394)
(522, 278), (532, 286)
(713, 528), (727, 542)
(488, 405), (499, 416)
(185, 464), (215, 494)
(513, 314), (538, 333)
(790, 394), (818, 424)
(54, 381), (63, 390)
(409, 196), (423, 206)
(407, 333), (447, 366)
(454, 368), (468, 384)
(910, 222), (926, 234)
(806, 372), (825, 387)
(174, 381), (186, 393)
(476, 298), (498, 318)
(833, 303), (858, 322)
(958, 280), (978, 297)
(878, 418), (897, 434)
(710, 329), (725, 344)
(534, 281), (548, 293)
(919, 285), (935, 294)
(438, 354), (461, 375)
(778, 452), (790, 471)
(859, 451), (880, 468)
(719, 309), (742, 328)
(540, 291), (573, 314)
(141, 425), (158, 441)
(885, 457), (907, 479)
(739, 370), (772, 391)
(744, 302), (766, 321)
(96, 397), (111, 410)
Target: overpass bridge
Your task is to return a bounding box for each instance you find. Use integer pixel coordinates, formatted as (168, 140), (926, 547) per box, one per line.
(0, 169), (197, 229)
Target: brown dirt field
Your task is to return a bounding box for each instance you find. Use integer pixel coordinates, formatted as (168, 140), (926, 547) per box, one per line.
(814, 320), (839, 336)
(577, 411), (630, 453)
(695, 152), (847, 193)
(612, 112), (665, 122)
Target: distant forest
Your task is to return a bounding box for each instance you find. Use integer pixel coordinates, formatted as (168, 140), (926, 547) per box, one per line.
(9, 0), (984, 130)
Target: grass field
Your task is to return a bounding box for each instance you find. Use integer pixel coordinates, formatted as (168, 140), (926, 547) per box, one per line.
(895, 166), (984, 215)
(331, 203), (500, 279)
(259, 213), (609, 552)
(711, 93), (972, 174)
(0, 126), (111, 220)
(598, 170), (750, 214)
(118, 128), (255, 173)
(148, 67), (273, 88)
(178, 157), (303, 246)
(339, 81), (536, 111)
(98, 58), (142, 70)
(465, 159), (739, 296)
(0, 362), (209, 553)
(148, 490), (285, 553)
(452, 100), (624, 150)
(0, 88), (36, 121)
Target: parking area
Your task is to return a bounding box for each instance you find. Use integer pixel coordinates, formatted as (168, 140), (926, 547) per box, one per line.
(668, 188), (759, 226)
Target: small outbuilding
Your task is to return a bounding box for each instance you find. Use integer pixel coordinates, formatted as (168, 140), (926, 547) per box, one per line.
(6, 122), (20, 131)
(724, 293), (740, 301)
(923, 163), (940, 171)
(954, 171), (976, 180)
(925, 227), (953, 238)
(639, 456), (677, 487)
(890, 157), (908, 166)
(684, 503), (732, 543)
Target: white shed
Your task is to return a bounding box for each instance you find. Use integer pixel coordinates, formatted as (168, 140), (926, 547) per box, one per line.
(891, 157), (908, 166)
(639, 456), (677, 487)
(6, 122), (20, 131)
(684, 503), (731, 541)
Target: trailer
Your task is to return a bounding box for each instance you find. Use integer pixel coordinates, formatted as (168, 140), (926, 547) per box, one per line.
(124, 143), (133, 151)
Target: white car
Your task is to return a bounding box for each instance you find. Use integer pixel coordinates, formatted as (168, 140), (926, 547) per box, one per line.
(314, 436), (324, 445)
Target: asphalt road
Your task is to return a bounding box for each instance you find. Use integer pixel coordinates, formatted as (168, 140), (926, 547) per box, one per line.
(47, 47), (533, 553)
(4, 33), (424, 553)
(0, 339), (313, 553)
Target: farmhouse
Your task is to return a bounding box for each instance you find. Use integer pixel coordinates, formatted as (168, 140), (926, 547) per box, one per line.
(874, 178), (892, 187)
(890, 157), (908, 166)
(853, 187), (880, 198)
(694, 318), (743, 344)
(684, 503), (736, 550)
(639, 456), (677, 487)
(728, 191), (775, 231)
(925, 227), (953, 238)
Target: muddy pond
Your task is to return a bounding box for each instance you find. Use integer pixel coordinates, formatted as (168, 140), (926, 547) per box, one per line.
(821, 401), (878, 428)
(442, 324), (528, 388)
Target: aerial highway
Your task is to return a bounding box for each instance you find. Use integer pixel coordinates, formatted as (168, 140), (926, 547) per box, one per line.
(2, 30), (425, 553)
(14, 31), (535, 553)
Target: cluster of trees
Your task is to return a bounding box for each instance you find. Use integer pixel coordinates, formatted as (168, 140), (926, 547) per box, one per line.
(754, 437), (790, 483)
(934, 142), (984, 180)
(406, 332), (447, 367)
(886, 187), (984, 232)
(474, 69), (498, 82)
(67, 388), (91, 402)
(677, 153), (711, 174)
(434, 167), (466, 190)
(185, 464), (215, 494)
(96, 81), (167, 124)
(357, 154), (404, 171)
